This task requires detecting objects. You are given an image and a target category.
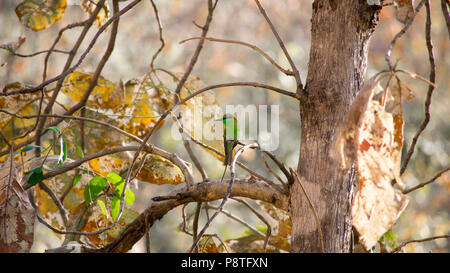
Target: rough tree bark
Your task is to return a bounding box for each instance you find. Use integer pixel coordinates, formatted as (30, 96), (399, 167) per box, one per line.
(290, 0), (381, 252)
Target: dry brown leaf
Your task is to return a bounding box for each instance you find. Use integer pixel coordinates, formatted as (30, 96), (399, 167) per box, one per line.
(333, 75), (411, 250)
(134, 154), (185, 185)
(332, 76), (379, 170)
(394, 0), (415, 24)
(352, 96), (409, 250)
(0, 171), (36, 252)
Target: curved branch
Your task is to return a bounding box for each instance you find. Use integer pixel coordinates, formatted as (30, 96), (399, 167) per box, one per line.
(400, 0), (436, 175)
(174, 0), (218, 96)
(385, 0), (426, 70)
(149, 0), (165, 70)
(0, 0), (142, 97)
(188, 143), (258, 252)
(253, 0), (302, 89)
(102, 177), (289, 253)
(392, 234), (450, 253)
(180, 36), (294, 76)
(403, 166), (450, 194)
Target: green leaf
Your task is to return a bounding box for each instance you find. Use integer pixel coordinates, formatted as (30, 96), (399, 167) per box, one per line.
(26, 167), (43, 185)
(84, 176), (107, 204)
(111, 196), (121, 221)
(42, 126), (61, 135)
(21, 144), (41, 153)
(114, 182), (135, 206)
(97, 199), (108, 218)
(76, 145), (84, 158)
(73, 173), (82, 186)
(106, 172), (123, 185)
(380, 230), (399, 252)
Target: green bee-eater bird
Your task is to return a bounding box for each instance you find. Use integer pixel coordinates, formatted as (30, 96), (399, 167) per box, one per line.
(219, 113), (238, 166)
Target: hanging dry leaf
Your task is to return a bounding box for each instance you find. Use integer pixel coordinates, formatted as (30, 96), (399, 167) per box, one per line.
(332, 76), (379, 170)
(394, 0), (415, 24)
(0, 170), (36, 252)
(352, 94), (409, 250)
(333, 75), (411, 250)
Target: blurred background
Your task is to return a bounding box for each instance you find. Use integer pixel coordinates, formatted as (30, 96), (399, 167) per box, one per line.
(0, 0), (448, 252)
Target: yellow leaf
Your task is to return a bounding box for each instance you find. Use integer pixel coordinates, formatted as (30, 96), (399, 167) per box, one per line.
(61, 72), (119, 109)
(15, 0), (66, 31)
(135, 154), (185, 185)
(88, 156), (126, 177)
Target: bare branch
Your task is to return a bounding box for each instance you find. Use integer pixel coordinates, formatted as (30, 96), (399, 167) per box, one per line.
(392, 234), (450, 253)
(232, 197), (272, 253)
(385, 0), (426, 71)
(403, 166), (450, 194)
(400, 0), (436, 175)
(253, 0), (302, 90)
(149, 0), (165, 71)
(204, 203), (266, 239)
(174, 0), (218, 96)
(180, 36), (294, 76)
(441, 0), (450, 37)
(34, 0), (112, 157)
(188, 143), (259, 252)
(0, 0), (142, 97)
(103, 176), (288, 253)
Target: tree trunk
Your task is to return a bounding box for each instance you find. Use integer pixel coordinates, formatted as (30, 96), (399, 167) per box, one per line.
(290, 0), (380, 252)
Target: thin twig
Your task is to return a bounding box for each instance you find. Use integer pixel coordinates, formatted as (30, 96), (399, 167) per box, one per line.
(403, 166), (450, 194)
(171, 112), (208, 180)
(180, 36), (293, 76)
(232, 197), (272, 253)
(204, 203), (266, 239)
(385, 0), (426, 71)
(441, 0), (450, 37)
(37, 181), (69, 227)
(192, 202), (202, 253)
(177, 127), (285, 195)
(253, 0), (302, 90)
(188, 143), (259, 252)
(0, 0), (142, 97)
(43, 20), (88, 82)
(400, 0), (436, 175)
(12, 49), (69, 58)
(174, 0), (218, 97)
(34, 0), (108, 157)
(392, 234), (450, 253)
(292, 170), (324, 253)
(149, 0), (165, 71)
(261, 153), (285, 185)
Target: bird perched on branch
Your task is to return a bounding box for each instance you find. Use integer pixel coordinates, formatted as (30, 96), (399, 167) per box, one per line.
(218, 113), (238, 166)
